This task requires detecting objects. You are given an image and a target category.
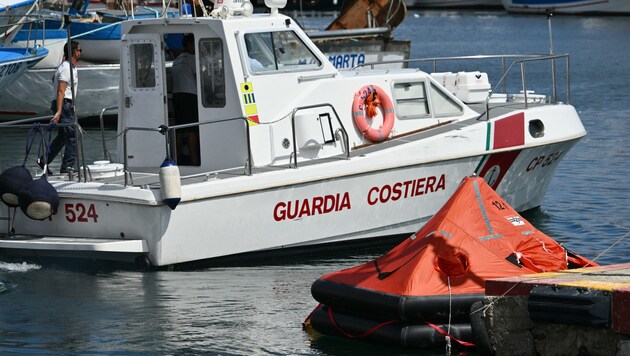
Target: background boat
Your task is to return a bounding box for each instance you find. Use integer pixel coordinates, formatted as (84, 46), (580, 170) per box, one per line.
(501, 0), (630, 14)
(42, 3), (180, 63)
(0, 9), (627, 354)
(9, 26), (66, 69)
(0, 0), (410, 122)
(406, 0), (502, 9)
(0, 47), (49, 92)
(0, 0), (50, 93)
(0, 0), (39, 46)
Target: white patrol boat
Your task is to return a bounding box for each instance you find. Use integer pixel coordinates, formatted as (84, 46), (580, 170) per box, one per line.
(0, 0), (586, 267)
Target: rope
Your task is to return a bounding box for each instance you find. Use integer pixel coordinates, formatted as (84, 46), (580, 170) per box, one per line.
(424, 321), (476, 348)
(446, 276), (452, 355)
(22, 123), (41, 166)
(327, 306), (397, 339)
(470, 280), (525, 317)
(79, 126), (124, 142)
(591, 230), (629, 264)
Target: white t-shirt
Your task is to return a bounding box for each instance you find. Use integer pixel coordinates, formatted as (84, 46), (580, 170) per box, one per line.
(52, 61), (78, 100)
(172, 51), (197, 95)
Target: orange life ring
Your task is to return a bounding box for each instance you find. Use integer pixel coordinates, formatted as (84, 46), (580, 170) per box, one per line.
(352, 84), (395, 142)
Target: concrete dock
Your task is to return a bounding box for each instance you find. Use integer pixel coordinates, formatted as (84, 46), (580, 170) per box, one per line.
(475, 263), (630, 355)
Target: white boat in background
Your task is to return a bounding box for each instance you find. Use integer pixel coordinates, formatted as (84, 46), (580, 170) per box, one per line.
(0, 0), (39, 46)
(501, 0), (630, 14)
(0, 62), (119, 119)
(0, 0), (587, 268)
(406, 0), (502, 8)
(10, 27), (66, 69)
(0, 47), (49, 92)
(0, 0), (409, 121)
(0, 0), (50, 93)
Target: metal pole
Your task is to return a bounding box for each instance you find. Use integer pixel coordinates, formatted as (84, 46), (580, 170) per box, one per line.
(547, 10), (557, 102)
(64, 15), (85, 182)
(521, 62), (528, 109)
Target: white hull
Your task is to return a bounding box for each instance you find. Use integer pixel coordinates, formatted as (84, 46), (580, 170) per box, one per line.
(0, 48), (49, 92)
(0, 63), (119, 120)
(501, 0), (630, 14)
(76, 39), (121, 63)
(0, 58), (32, 92)
(0, 11), (586, 267)
(0, 139), (582, 266)
(10, 39), (65, 69)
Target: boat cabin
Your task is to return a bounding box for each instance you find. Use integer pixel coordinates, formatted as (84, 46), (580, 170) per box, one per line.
(116, 1), (477, 177)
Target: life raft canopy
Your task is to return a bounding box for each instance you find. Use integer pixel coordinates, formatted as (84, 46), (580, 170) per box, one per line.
(307, 176), (596, 348)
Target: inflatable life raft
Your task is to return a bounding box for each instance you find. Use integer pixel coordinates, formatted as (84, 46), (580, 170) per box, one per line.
(305, 176), (596, 350)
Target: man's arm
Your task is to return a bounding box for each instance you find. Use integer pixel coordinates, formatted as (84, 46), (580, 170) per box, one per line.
(52, 81), (67, 123)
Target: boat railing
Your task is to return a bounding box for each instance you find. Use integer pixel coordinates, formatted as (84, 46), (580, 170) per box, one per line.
(98, 106), (118, 161)
(0, 117), (90, 182)
(354, 53), (571, 118)
(122, 116), (252, 186)
(290, 103), (349, 169)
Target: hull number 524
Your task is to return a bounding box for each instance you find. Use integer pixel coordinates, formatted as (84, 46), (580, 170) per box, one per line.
(65, 203), (99, 223)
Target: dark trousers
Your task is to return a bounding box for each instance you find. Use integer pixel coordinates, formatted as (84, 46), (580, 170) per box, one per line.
(47, 99), (77, 172)
(173, 93), (200, 166)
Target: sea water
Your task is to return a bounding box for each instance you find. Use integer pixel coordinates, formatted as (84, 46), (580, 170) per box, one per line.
(0, 9), (629, 355)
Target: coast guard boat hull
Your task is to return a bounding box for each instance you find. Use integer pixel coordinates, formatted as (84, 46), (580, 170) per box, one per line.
(0, 1), (586, 267)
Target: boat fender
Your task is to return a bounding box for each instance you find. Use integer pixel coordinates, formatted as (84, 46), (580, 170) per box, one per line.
(352, 84), (395, 142)
(0, 166), (33, 207)
(18, 176), (59, 220)
(159, 158), (181, 210)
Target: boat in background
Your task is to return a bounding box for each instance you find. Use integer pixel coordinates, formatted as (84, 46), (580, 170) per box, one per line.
(0, 0), (587, 268)
(501, 0), (630, 14)
(325, 0), (406, 31)
(10, 26), (66, 69)
(406, 0), (502, 9)
(310, 0), (409, 70)
(0, 0), (39, 46)
(42, 0), (180, 63)
(305, 176), (595, 349)
(0, 0), (409, 121)
(0, 0), (50, 93)
(0, 47), (49, 92)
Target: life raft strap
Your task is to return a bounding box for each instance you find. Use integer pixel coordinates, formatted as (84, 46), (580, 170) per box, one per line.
(327, 306), (397, 339)
(424, 321), (476, 348)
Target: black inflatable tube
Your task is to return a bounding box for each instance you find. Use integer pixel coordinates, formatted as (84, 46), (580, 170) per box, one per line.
(310, 305), (474, 349)
(311, 278), (484, 323)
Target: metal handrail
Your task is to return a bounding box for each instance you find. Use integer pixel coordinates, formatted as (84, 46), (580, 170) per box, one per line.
(122, 116), (252, 186)
(353, 53), (571, 119)
(0, 118), (87, 181)
(99, 106), (118, 161)
(485, 54), (570, 119)
(290, 104), (349, 169)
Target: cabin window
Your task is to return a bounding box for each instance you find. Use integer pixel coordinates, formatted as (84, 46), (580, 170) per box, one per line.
(429, 82), (463, 117)
(392, 82), (430, 119)
(130, 43), (156, 88)
(199, 38), (225, 107)
(244, 30), (321, 73)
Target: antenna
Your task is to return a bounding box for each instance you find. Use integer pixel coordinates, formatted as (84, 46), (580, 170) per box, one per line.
(546, 9), (554, 55)
(546, 9), (556, 102)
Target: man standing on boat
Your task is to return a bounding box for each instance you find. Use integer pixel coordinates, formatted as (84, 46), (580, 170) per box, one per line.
(40, 41), (81, 174)
(172, 33), (200, 166)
